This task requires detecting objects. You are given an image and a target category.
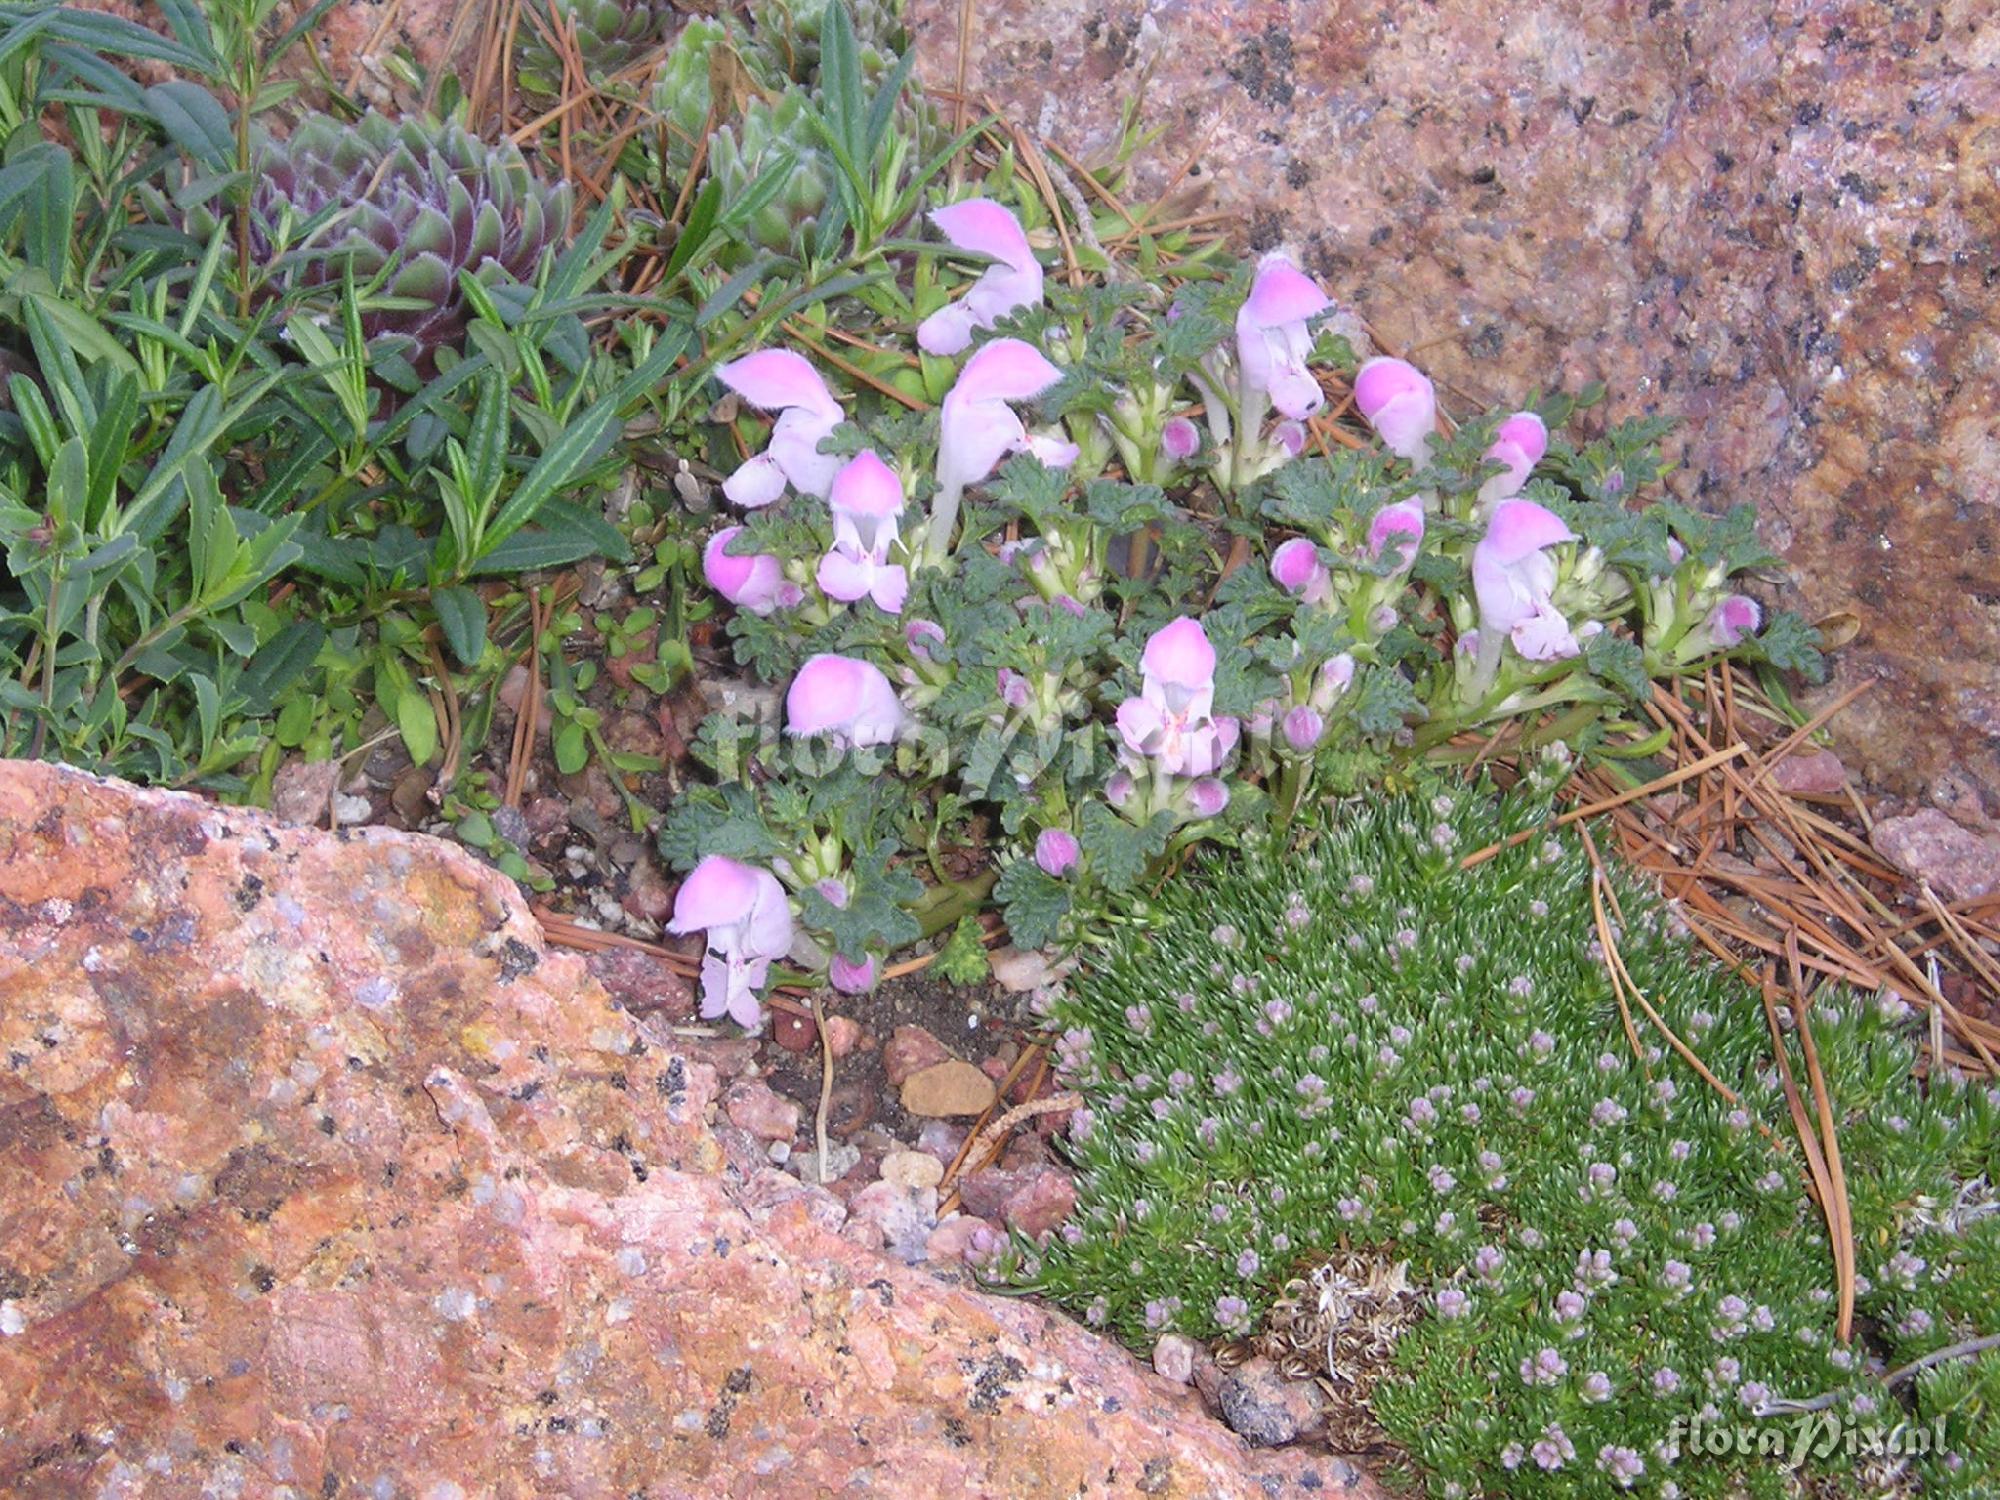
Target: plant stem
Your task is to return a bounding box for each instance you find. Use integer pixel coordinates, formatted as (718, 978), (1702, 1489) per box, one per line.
(913, 868), (999, 940)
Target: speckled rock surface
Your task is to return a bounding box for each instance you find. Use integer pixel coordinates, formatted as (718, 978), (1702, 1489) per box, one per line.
(0, 762), (1376, 1499)
(909, 0), (2000, 804)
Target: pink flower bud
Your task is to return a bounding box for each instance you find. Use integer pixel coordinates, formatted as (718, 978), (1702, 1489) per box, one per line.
(829, 953), (878, 994)
(1282, 705), (1325, 751)
(905, 619), (946, 662)
(1270, 536), (1327, 596)
(1353, 356), (1436, 464)
(1160, 415), (1201, 462)
(1188, 778), (1230, 818)
(1479, 411), (1548, 508)
(1367, 500), (1426, 570)
(1035, 828), (1081, 878)
(997, 667), (1033, 709)
(1106, 771), (1136, 808)
(703, 527), (795, 615)
(1271, 419), (1307, 458)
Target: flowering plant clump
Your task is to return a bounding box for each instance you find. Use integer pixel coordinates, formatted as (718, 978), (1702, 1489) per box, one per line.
(660, 181), (1824, 1026)
(1006, 776), (1998, 1497)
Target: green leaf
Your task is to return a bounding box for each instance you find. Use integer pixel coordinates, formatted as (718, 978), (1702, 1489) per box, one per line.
(994, 857), (1071, 951)
(477, 332), (679, 559)
(1348, 665), (1425, 737)
(143, 80), (234, 168)
(1582, 629), (1649, 700)
(1079, 801), (1174, 893)
(431, 586), (487, 667)
(553, 719), (588, 775)
(1743, 610), (1825, 682)
(468, 500), (631, 576)
(396, 685), (439, 766)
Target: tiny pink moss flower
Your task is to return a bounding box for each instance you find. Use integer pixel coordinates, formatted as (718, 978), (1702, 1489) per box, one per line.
(667, 856), (793, 1030)
(715, 349), (843, 505)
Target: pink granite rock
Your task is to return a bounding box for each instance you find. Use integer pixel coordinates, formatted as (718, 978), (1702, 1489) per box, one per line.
(724, 1078), (802, 1143)
(1003, 1168), (1078, 1243)
(1872, 807), (2000, 903)
(1768, 747), (1850, 797)
(882, 1023), (952, 1085)
(0, 763), (1377, 1497)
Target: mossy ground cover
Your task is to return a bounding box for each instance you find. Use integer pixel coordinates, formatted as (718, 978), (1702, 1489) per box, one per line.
(1014, 775), (1999, 1496)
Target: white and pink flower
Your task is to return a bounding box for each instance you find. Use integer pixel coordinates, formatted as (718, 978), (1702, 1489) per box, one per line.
(917, 198), (1044, 356)
(1236, 253), (1331, 421)
(703, 526), (798, 615)
(1473, 499), (1581, 664)
(929, 337), (1077, 564)
(1353, 356), (1437, 466)
(816, 450), (909, 613)
(1115, 616), (1240, 778)
(785, 654), (906, 748)
(714, 349), (844, 506)
(667, 855), (794, 1030)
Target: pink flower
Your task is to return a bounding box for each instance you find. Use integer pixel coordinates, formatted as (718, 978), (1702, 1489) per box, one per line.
(1479, 411), (1548, 510)
(829, 953), (878, 994)
(904, 619), (945, 662)
(816, 450), (909, 613)
(1237, 253), (1331, 419)
(1367, 499), (1426, 572)
(1115, 616), (1240, 777)
(917, 198), (1044, 355)
(1187, 778), (1230, 817)
(1271, 419), (1307, 457)
(1270, 536), (1331, 602)
(667, 855), (794, 1030)
(1473, 499), (1580, 662)
(715, 349), (844, 505)
(930, 337), (1077, 564)
(785, 654), (906, 747)
(1353, 356), (1436, 465)
(1705, 595), (1761, 648)
(1160, 415), (1201, 462)
(1035, 828), (1080, 877)
(703, 526), (797, 615)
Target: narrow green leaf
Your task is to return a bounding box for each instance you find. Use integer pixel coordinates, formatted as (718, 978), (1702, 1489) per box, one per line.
(431, 585), (488, 667)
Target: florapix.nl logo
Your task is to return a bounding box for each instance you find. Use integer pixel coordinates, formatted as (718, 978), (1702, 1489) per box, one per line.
(1665, 1411), (1950, 1469)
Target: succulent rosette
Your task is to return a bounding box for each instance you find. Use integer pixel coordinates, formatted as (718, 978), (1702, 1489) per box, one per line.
(213, 112), (572, 371)
(517, 0), (673, 97)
